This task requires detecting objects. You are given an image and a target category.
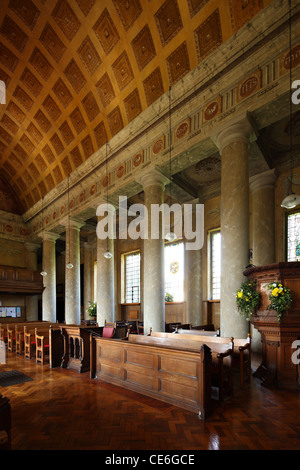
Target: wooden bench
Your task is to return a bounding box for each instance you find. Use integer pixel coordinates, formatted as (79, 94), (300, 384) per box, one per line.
(60, 325), (102, 373)
(148, 331), (234, 401)
(177, 328), (220, 336)
(90, 334), (212, 418)
(4, 321), (47, 353)
(233, 334), (251, 388)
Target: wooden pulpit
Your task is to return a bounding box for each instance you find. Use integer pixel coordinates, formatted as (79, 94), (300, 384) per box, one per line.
(244, 262), (300, 389)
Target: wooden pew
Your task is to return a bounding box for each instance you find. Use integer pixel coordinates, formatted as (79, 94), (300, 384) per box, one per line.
(60, 325), (102, 373)
(4, 321), (47, 353)
(90, 334), (212, 418)
(233, 334), (251, 388)
(148, 331), (234, 401)
(24, 323), (51, 359)
(177, 328), (220, 336)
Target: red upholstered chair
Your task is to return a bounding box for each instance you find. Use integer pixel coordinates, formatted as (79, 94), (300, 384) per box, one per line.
(102, 321), (116, 338)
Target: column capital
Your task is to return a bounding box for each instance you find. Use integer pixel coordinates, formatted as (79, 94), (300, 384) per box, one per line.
(42, 231), (60, 242)
(62, 217), (85, 231)
(250, 169), (277, 193)
(214, 115), (254, 153)
(139, 167), (170, 191)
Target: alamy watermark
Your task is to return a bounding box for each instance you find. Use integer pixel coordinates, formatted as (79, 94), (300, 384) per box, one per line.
(96, 196), (204, 251)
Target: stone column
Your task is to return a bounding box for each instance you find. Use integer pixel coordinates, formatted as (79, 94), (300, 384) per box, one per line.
(140, 168), (169, 335)
(250, 169), (276, 266)
(83, 241), (94, 320)
(184, 200), (203, 326)
(41, 232), (60, 323)
(96, 204), (115, 326)
(250, 169), (277, 352)
(216, 117), (253, 339)
(25, 242), (40, 321)
(65, 218), (84, 325)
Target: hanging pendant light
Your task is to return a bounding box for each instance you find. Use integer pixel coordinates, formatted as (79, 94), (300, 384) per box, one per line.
(103, 141), (113, 259)
(40, 196), (47, 277)
(66, 174), (74, 269)
(165, 86), (177, 242)
(281, 0), (300, 209)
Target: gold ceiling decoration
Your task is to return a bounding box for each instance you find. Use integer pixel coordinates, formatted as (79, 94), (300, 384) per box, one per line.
(0, 0), (268, 214)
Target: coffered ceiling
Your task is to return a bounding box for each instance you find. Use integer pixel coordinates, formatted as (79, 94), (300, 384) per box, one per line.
(0, 0), (271, 215)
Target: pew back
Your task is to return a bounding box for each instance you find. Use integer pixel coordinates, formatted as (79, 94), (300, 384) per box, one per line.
(90, 335), (212, 418)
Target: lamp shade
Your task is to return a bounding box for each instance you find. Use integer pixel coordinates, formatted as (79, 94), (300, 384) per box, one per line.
(103, 250), (113, 259)
(281, 193), (300, 209)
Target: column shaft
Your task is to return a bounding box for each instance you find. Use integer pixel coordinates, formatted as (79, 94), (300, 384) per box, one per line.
(217, 119), (252, 338)
(42, 232), (59, 323)
(65, 219), (84, 325)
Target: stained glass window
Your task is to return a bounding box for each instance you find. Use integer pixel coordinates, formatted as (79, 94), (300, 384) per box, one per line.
(287, 211), (300, 261)
(164, 241), (184, 301)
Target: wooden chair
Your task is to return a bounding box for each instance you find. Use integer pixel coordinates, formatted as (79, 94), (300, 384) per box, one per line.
(102, 321), (116, 338)
(36, 329), (50, 365)
(233, 334), (251, 388)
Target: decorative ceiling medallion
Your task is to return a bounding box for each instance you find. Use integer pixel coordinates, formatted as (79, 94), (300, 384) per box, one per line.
(174, 118), (191, 141)
(40, 22), (66, 63)
(64, 59), (87, 94)
(132, 152), (143, 168)
(279, 42), (300, 77)
(81, 135), (94, 159)
(236, 69), (261, 102)
(93, 8), (120, 55)
(143, 67), (164, 106)
(112, 51), (134, 91)
(13, 86), (33, 111)
(8, 102), (26, 124)
(166, 41), (190, 85)
(154, 0), (183, 47)
(29, 47), (54, 82)
(34, 110), (51, 133)
(194, 9), (222, 61)
(42, 94), (61, 121)
(131, 25), (156, 71)
(107, 106), (124, 137)
(27, 122), (42, 144)
(151, 136), (165, 156)
(69, 107), (86, 134)
(70, 146), (83, 168)
(52, 78), (73, 108)
(96, 72), (116, 108)
(20, 68), (42, 97)
(46, 173), (55, 191)
(124, 88), (142, 122)
(90, 184), (96, 195)
(77, 36), (102, 76)
(202, 96), (222, 123)
(0, 43), (18, 72)
(52, 0), (81, 41)
(116, 164), (125, 179)
(0, 15), (28, 52)
(112, 0), (142, 31)
(102, 174), (110, 187)
(9, 0), (40, 31)
(93, 121), (107, 148)
(82, 91), (100, 122)
(59, 121), (75, 145)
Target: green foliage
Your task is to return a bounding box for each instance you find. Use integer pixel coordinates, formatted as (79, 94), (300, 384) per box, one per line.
(165, 292), (174, 302)
(236, 280), (260, 321)
(86, 300), (97, 317)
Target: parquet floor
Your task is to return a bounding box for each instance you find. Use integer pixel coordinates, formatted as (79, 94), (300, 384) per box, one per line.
(1, 350), (300, 452)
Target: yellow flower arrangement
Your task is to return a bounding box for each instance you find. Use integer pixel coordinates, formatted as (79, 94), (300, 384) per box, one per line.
(266, 282), (292, 321)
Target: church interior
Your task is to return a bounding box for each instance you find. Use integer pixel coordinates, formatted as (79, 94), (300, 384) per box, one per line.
(0, 0), (300, 452)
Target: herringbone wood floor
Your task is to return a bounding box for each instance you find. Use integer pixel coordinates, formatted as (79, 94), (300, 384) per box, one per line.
(1, 350), (300, 451)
